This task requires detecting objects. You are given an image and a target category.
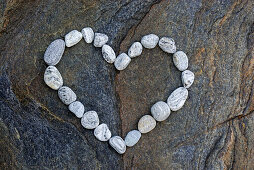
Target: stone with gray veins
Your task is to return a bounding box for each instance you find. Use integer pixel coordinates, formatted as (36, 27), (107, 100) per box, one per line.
(109, 136), (126, 154)
(158, 37), (176, 53)
(138, 115), (156, 134)
(81, 111), (99, 129)
(151, 101), (171, 121)
(182, 70), (195, 88)
(114, 53), (131, 70)
(58, 86), (77, 105)
(44, 39), (65, 66)
(124, 130), (141, 147)
(44, 66), (63, 90)
(173, 51), (188, 71)
(141, 34), (159, 49)
(65, 30), (83, 47)
(167, 87), (188, 111)
(68, 101), (84, 118)
(128, 42), (143, 58)
(81, 27), (94, 43)
(94, 123), (112, 141)
(102, 45), (116, 63)
(93, 33), (108, 47)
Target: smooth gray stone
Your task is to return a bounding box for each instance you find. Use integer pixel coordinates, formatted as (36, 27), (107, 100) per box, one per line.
(138, 115), (156, 134)
(68, 101), (84, 118)
(114, 53), (131, 70)
(151, 101), (171, 121)
(167, 87), (188, 111)
(58, 86), (77, 105)
(94, 123), (111, 141)
(158, 37), (176, 53)
(109, 136), (126, 154)
(141, 34), (159, 49)
(124, 130), (141, 147)
(44, 39), (65, 66)
(182, 70), (195, 88)
(102, 45), (116, 63)
(81, 111), (99, 129)
(44, 66), (63, 90)
(93, 33), (108, 47)
(128, 42), (143, 58)
(81, 27), (94, 43)
(173, 51), (188, 71)
(65, 30), (83, 47)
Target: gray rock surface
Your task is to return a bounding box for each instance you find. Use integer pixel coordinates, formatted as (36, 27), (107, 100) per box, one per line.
(44, 66), (63, 90)
(44, 39), (65, 66)
(124, 130), (141, 147)
(58, 86), (77, 105)
(68, 101), (84, 118)
(109, 136), (126, 154)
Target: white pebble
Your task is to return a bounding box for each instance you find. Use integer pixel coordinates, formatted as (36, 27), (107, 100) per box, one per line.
(158, 37), (176, 53)
(81, 111), (99, 129)
(44, 66), (63, 90)
(167, 87), (188, 111)
(68, 101), (84, 118)
(173, 51), (188, 71)
(138, 115), (156, 134)
(65, 30), (83, 47)
(182, 70), (195, 88)
(44, 39), (65, 66)
(151, 101), (171, 121)
(141, 34), (159, 49)
(81, 27), (94, 43)
(93, 33), (108, 47)
(114, 53), (131, 70)
(102, 45), (116, 63)
(109, 136), (126, 154)
(58, 86), (77, 105)
(124, 130), (141, 147)
(128, 42), (143, 58)
(94, 123), (111, 141)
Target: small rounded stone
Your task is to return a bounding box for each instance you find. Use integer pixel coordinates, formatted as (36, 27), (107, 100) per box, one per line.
(173, 51), (188, 71)
(128, 42), (143, 58)
(138, 115), (156, 134)
(109, 136), (126, 154)
(81, 111), (99, 129)
(158, 37), (176, 53)
(167, 87), (188, 111)
(124, 130), (141, 147)
(94, 123), (112, 141)
(44, 66), (63, 90)
(58, 86), (77, 105)
(44, 39), (65, 66)
(81, 27), (94, 43)
(65, 30), (83, 47)
(182, 70), (195, 88)
(68, 101), (84, 118)
(151, 101), (171, 121)
(141, 34), (159, 49)
(102, 45), (116, 63)
(93, 33), (108, 47)
(114, 53), (131, 70)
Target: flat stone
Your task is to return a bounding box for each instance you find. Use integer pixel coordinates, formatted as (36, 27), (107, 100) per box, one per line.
(81, 111), (99, 129)
(182, 70), (195, 88)
(167, 87), (188, 111)
(114, 53), (131, 70)
(44, 66), (63, 90)
(68, 101), (84, 118)
(81, 27), (94, 43)
(65, 30), (83, 47)
(128, 42), (143, 58)
(94, 123), (111, 141)
(44, 39), (65, 66)
(109, 136), (126, 154)
(158, 37), (176, 53)
(173, 51), (188, 71)
(151, 101), (171, 121)
(93, 33), (108, 47)
(124, 130), (141, 147)
(141, 34), (159, 49)
(138, 115), (156, 134)
(102, 45), (116, 63)
(58, 86), (77, 105)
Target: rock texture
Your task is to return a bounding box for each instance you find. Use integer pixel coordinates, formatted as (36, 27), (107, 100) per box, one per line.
(1, 0), (254, 170)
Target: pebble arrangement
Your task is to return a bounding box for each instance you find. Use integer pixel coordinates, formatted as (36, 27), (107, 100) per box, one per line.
(43, 28), (195, 154)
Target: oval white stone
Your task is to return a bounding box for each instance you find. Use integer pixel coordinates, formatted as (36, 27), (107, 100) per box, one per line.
(44, 39), (65, 66)
(114, 53), (131, 70)
(182, 70), (195, 88)
(81, 27), (94, 43)
(158, 37), (176, 53)
(81, 111), (99, 129)
(138, 115), (156, 134)
(44, 66), (63, 90)
(93, 33), (108, 47)
(102, 45), (116, 63)
(151, 101), (171, 121)
(128, 42), (143, 58)
(141, 34), (159, 49)
(65, 30), (83, 47)
(94, 123), (112, 141)
(173, 51), (188, 71)
(109, 136), (126, 154)
(58, 86), (77, 105)
(167, 87), (188, 111)
(68, 101), (84, 118)
(124, 130), (141, 147)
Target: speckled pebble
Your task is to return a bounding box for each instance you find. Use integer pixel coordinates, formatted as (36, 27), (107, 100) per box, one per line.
(102, 45), (116, 63)
(138, 115), (156, 134)
(94, 123), (112, 141)
(167, 87), (188, 111)
(44, 39), (65, 66)
(141, 34), (159, 49)
(93, 33), (108, 47)
(128, 42), (143, 58)
(109, 136), (126, 154)
(65, 30), (82, 47)
(68, 101), (84, 118)
(114, 53), (131, 70)
(81, 27), (94, 43)
(124, 130), (141, 147)
(173, 51), (188, 71)
(58, 86), (77, 105)
(44, 66), (63, 90)
(182, 70), (195, 88)
(81, 111), (99, 129)
(159, 37), (176, 53)
(151, 101), (171, 121)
